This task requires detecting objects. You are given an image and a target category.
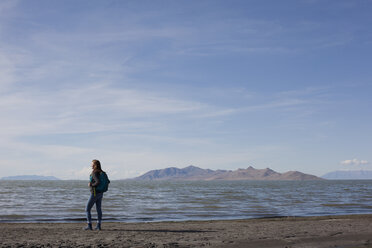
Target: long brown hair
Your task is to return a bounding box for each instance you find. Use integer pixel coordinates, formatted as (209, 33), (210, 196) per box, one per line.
(92, 159), (103, 173)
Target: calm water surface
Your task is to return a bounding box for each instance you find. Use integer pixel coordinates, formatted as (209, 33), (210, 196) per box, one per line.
(0, 180), (371, 222)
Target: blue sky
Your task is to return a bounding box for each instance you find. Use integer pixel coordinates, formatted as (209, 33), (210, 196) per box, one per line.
(1, 0), (371, 179)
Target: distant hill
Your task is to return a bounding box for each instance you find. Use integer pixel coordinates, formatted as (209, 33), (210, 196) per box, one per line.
(1, 175), (60, 180)
(322, 170), (372, 180)
(133, 165), (322, 181)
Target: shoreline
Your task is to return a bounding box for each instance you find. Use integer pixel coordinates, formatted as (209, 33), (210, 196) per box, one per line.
(1, 214), (372, 247)
(1, 213), (372, 224)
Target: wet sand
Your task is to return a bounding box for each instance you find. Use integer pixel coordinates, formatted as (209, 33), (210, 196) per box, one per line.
(1, 214), (372, 247)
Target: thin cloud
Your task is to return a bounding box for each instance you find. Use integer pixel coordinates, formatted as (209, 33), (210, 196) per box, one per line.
(0, 0), (17, 16)
(0, 83), (209, 136)
(341, 159), (369, 166)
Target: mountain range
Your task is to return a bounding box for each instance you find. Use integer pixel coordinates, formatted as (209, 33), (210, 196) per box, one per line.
(133, 165), (322, 181)
(0, 175), (60, 180)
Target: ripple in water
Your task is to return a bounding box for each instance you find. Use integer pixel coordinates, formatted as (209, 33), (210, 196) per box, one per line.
(0, 180), (371, 222)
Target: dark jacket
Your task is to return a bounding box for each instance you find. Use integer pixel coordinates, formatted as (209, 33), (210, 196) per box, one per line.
(89, 171), (101, 194)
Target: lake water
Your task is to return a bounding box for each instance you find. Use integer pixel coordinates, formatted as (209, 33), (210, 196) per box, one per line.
(0, 180), (371, 223)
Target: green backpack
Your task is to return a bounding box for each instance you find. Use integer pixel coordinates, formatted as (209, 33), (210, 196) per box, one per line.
(96, 171), (110, 193)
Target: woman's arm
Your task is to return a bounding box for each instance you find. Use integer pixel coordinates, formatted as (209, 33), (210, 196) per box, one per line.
(90, 172), (100, 187)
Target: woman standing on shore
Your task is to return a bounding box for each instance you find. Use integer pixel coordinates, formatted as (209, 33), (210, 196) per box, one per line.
(85, 159), (104, 230)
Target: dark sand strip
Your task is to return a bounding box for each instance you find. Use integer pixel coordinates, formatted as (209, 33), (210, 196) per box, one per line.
(1, 215), (372, 247)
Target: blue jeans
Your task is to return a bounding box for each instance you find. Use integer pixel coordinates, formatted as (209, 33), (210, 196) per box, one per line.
(85, 192), (103, 224)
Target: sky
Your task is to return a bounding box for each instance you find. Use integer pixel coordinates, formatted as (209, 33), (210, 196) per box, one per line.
(0, 0), (371, 179)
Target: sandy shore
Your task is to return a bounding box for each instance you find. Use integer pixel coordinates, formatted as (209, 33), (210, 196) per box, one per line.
(1, 215), (372, 247)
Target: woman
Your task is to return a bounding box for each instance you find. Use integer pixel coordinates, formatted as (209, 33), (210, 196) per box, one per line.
(84, 159), (104, 230)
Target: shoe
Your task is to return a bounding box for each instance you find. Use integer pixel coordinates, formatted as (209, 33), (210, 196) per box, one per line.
(94, 223), (101, 231)
(84, 223), (92, 230)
